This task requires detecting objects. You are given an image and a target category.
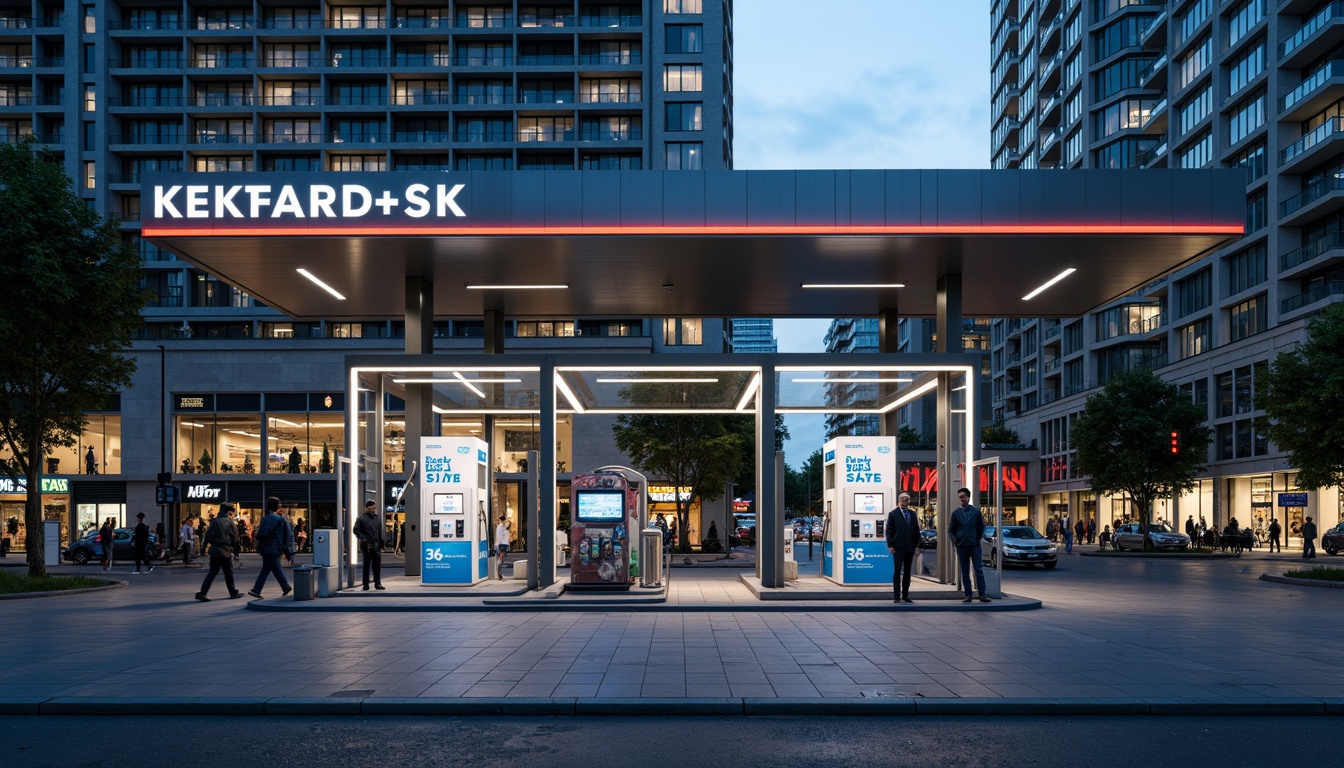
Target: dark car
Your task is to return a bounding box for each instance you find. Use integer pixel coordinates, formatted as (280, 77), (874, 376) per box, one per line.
(64, 528), (163, 565)
(1323, 522), (1344, 556)
(982, 525), (1058, 569)
(920, 528), (938, 548)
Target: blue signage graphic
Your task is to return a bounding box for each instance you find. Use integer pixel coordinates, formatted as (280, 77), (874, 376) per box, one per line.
(841, 541), (894, 584)
(822, 541), (834, 578)
(422, 541), (475, 584)
(1278, 492), (1309, 507)
(478, 540), (489, 579)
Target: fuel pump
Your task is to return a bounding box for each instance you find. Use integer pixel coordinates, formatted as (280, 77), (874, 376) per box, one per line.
(819, 437), (898, 585)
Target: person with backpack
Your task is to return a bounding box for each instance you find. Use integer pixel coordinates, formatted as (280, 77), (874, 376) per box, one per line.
(248, 497), (295, 598)
(195, 504), (243, 601)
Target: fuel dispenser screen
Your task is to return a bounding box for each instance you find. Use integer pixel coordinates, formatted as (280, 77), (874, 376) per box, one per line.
(853, 492), (885, 515)
(432, 493), (463, 515)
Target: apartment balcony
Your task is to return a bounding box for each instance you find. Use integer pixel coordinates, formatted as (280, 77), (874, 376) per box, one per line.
(992, 50), (1019, 88)
(992, 17), (1020, 55)
(259, 133), (324, 145)
(1139, 49), (1168, 88)
(0, 93), (33, 107)
(1279, 232), (1344, 279)
(191, 132), (255, 146)
(1140, 7), (1168, 50)
(111, 56), (187, 70)
(1044, 358), (1061, 373)
(391, 93), (453, 106)
(1039, 126), (1064, 162)
(1282, 279), (1344, 316)
(388, 17), (450, 30)
(577, 12), (642, 28)
(189, 95), (256, 109)
(1280, 175), (1344, 226)
(992, 116), (1020, 150)
(1039, 49), (1064, 91)
(992, 84), (1020, 120)
(108, 134), (187, 148)
(1281, 2), (1344, 68)
(109, 96), (190, 108)
(190, 55), (256, 70)
(1, 55), (62, 69)
(328, 54), (391, 68)
(1039, 12), (1065, 56)
(1137, 141), (1167, 168)
(1280, 60), (1344, 121)
(1282, 116), (1344, 173)
(396, 131), (452, 143)
(1141, 96), (1168, 134)
(1039, 88), (1065, 124)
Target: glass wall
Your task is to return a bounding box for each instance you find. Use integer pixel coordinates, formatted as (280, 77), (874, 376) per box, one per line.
(173, 393), (344, 474)
(43, 415), (123, 475)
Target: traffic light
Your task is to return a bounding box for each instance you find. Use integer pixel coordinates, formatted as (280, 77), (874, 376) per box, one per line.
(1169, 430), (1181, 456)
(156, 484), (180, 505)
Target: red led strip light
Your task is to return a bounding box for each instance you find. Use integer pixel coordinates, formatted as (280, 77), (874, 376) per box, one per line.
(143, 223), (1245, 238)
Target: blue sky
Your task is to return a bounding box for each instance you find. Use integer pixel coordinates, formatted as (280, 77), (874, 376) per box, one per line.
(732, 0), (991, 466)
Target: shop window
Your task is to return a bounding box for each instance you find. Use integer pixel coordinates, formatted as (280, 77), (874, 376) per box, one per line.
(267, 413), (342, 473)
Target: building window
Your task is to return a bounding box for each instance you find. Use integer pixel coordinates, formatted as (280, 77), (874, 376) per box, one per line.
(1179, 131), (1213, 168)
(1228, 294), (1267, 341)
(83, 161), (95, 189)
(1227, 0), (1264, 46)
(663, 65), (702, 92)
(665, 25), (703, 53)
(666, 142), (702, 170)
(1177, 318), (1211, 359)
(662, 318), (703, 345)
(664, 0), (702, 12)
(83, 87), (95, 112)
(666, 102), (702, 131)
(1245, 190), (1267, 234)
(1176, 35), (1212, 89)
(1225, 243), (1267, 296)
(1228, 141), (1265, 182)
(1228, 90), (1265, 146)
(1175, 269), (1212, 317)
(1227, 38), (1264, 96)
(1177, 0), (1212, 43)
(1178, 86), (1212, 136)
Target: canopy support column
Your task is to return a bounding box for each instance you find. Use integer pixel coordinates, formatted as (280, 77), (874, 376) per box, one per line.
(757, 363), (783, 587)
(879, 307), (899, 437)
(536, 360), (557, 589)
(935, 273), (963, 585)
(403, 276), (433, 577)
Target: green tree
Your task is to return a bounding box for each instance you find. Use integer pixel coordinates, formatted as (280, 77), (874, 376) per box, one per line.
(1071, 369), (1211, 546)
(982, 419), (1020, 446)
(896, 425), (926, 445)
(728, 413), (789, 498)
(1257, 302), (1344, 489)
(784, 449), (823, 517)
(613, 414), (743, 553)
(0, 139), (147, 576)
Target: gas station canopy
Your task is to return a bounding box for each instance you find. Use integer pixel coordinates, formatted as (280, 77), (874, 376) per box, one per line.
(143, 169), (1244, 322)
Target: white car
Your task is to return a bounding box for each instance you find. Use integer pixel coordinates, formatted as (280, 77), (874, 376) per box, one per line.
(1113, 522), (1191, 551)
(982, 525), (1058, 569)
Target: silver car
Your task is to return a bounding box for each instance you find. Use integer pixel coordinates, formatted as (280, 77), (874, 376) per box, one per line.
(982, 525), (1058, 569)
(1113, 522), (1190, 551)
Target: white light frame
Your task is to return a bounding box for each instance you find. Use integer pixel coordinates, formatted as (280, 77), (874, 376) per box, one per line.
(296, 268), (346, 300)
(1022, 268), (1077, 300)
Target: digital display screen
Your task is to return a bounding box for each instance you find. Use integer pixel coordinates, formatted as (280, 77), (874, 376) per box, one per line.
(853, 492), (885, 515)
(575, 490), (625, 522)
(433, 493), (463, 515)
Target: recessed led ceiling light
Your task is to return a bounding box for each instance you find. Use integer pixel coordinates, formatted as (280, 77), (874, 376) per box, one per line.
(790, 377), (913, 383)
(801, 283), (905, 289)
(595, 378), (721, 384)
(466, 284), (568, 290)
(555, 377), (585, 413)
(1022, 268), (1077, 300)
(296, 268), (346, 300)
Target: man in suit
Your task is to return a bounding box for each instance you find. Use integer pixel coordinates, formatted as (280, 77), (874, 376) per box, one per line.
(885, 493), (923, 604)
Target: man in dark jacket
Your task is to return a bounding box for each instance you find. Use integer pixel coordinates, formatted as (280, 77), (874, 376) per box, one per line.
(1302, 516), (1318, 559)
(196, 504), (243, 601)
(885, 493), (922, 604)
(132, 512), (155, 574)
(354, 500), (386, 591)
(948, 487), (990, 603)
(248, 497), (294, 598)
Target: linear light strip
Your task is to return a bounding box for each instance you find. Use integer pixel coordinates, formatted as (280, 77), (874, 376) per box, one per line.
(295, 268), (346, 300)
(736, 374), (761, 412)
(801, 283), (905, 289)
(1022, 268), (1077, 300)
(594, 377), (721, 384)
(880, 379), (940, 414)
(147, 224), (1247, 237)
(559, 366), (759, 373)
(790, 378), (913, 383)
(554, 376), (585, 413)
(453, 371), (486, 399)
(466, 284), (568, 290)
(390, 377), (523, 385)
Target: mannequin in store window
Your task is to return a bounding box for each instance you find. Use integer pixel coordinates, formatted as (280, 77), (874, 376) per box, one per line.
(85, 447), (98, 475)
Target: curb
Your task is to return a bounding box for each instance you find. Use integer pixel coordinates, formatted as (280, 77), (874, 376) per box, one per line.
(1079, 551), (1239, 559)
(0, 579), (128, 601)
(6, 696), (1343, 717)
(1259, 573), (1344, 589)
(244, 597), (1043, 613)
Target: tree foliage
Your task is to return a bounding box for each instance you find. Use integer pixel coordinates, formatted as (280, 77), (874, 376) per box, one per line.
(1071, 369), (1210, 542)
(981, 419), (1020, 446)
(784, 449), (823, 516)
(612, 414), (743, 553)
(1257, 302), (1344, 489)
(0, 139), (148, 576)
(896, 425), (926, 445)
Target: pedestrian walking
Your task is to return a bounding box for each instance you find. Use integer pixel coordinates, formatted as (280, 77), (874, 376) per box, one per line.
(179, 517), (198, 566)
(195, 504), (243, 601)
(248, 497), (294, 598)
(1302, 516), (1318, 559)
(1073, 518), (1085, 552)
(886, 493), (922, 603)
(948, 487), (990, 603)
(131, 512), (155, 573)
(1268, 518), (1282, 553)
(494, 514), (510, 580)
(98, 517), (115, 572)
(196, 517), (207, 556)
(1062, 513), (1074, 554)
(354, 500), (386, 590)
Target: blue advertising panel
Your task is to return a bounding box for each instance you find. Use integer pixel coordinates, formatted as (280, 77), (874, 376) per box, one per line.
(841, 541), (894, 584)
(1279, 492), (1308, 507)
(478, 540), (489, 580)
(422, 541), (475, 584)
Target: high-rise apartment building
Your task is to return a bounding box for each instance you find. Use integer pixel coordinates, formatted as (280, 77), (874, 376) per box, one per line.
(729, 318), (776, 353)
(989, 0), (1341, 541)
(0, 0), (734, 552)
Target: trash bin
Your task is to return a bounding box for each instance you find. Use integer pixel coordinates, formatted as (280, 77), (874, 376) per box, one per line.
(292, 565), (317, 601)
(315, 565), (338, 597)
(640, 529), (663, 587)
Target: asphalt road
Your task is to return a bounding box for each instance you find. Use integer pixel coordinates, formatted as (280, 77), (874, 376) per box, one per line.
(3, 715), (1340, 768)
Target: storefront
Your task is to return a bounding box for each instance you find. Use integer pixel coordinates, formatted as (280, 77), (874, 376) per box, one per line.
(172, 478), (335, 551)
(647, 485), (701, 546)
(0, 476), (72, 553)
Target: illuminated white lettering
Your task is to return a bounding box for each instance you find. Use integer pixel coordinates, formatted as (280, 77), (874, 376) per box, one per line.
(186, 186), (209, 218)
(154, 185), (182, 219)
(244, 185), (272, 218)
(404, 184), (430, 218)
(272, 185), (305, 218)
(310, 186), (337, 218)
(437, 183), (466, 217)
(343, 185), (372, 217)
(214, 185), (243, 218)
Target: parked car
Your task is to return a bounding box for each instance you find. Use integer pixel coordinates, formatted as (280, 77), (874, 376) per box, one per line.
(1322, 522), (1344, 556)
(982, 525), (1058, 569)
(1112, 522), (1190, 551)
(920, 528), (938, 548)
(64, 528), (163, 565)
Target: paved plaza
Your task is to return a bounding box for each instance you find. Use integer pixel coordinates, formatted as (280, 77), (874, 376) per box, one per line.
(1, 548), (1341, 715)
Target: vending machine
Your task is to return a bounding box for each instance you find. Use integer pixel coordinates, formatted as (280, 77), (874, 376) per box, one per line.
(419, 436), (490, 586)
(820, 436), (898, 585)
(569, 472), (639, 590)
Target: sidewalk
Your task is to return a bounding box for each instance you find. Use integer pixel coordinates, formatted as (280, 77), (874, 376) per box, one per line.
(1, 552), (1342, 716)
